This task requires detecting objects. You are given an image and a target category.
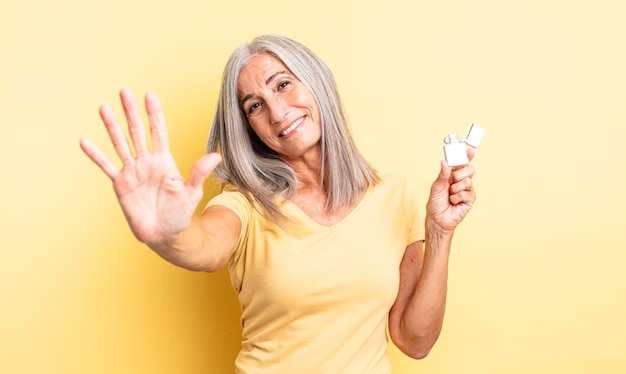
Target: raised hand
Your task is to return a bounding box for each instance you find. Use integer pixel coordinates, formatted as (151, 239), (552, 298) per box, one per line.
(426, 148), (476, 233)
(79, 88), (222, 248)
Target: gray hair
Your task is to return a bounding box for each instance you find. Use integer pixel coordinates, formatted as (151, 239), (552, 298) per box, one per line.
(207, 34), (379, 223)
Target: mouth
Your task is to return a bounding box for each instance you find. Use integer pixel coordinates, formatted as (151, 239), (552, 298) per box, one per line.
(278, 116), (305, 137)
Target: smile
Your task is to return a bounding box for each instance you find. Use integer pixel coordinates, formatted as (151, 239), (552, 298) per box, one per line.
(279, 116), (305, 137)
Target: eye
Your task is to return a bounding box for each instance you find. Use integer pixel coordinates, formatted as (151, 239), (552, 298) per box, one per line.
(277, 80), (291, 90)
(247, 101), (263, 115)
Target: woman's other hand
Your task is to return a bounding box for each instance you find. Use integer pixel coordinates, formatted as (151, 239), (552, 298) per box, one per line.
(426, 148), (476, 233)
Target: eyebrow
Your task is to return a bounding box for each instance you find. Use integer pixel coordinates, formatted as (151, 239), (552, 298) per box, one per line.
(239, 70), (287, 107)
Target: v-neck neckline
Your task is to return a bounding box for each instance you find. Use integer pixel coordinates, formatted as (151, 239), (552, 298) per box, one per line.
(284, 187), (372, 232)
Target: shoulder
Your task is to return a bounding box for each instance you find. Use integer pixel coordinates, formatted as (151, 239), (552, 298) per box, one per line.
(205, 185), (254, 224)
(373, 173), (417, 195)
(371, 173), (422, 216)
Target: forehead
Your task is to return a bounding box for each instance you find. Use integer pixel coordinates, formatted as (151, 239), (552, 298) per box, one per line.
(238, 54), (290, 89)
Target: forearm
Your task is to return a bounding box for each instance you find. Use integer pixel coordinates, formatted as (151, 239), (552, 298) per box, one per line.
(147, 206), (240, 272)
(144, 216), (212, 271)
(393, 226), (453, 358)
(391, 151), (476, 358)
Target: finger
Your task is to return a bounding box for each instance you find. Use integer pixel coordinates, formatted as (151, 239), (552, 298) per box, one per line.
(79, 137), (120, 179)
(449, 189), (476, 206)
(120, 88), (150, 158)
(145, 91), (170, 154)
(449, 176), (473, 195)
(188, 153), (222, 190)
(438, 159), (452, 183)
(430, 160), (452, 195)
(99, 103), (134, 166)
(467, 147), (476, 163)
(432, 159), (452, 192)
(449, 164), (475, 183)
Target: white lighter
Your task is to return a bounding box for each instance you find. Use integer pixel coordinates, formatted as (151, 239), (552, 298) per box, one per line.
(443, 124), (485, 167)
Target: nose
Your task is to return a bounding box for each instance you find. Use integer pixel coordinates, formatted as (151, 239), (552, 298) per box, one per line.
(267, 96), (289, 124)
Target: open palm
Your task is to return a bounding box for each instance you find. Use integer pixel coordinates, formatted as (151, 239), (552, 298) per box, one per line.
(80, 89), (221, 247)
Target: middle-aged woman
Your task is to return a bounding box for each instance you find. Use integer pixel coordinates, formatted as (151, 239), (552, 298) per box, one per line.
(79, 34), (477, 373)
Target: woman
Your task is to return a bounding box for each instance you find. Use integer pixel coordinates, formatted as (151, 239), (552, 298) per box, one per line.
(79, 34), (476, 373)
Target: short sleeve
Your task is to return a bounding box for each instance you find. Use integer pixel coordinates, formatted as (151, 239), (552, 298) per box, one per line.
(204, 189), (251, 228)
(402, 178), (425, 244)
(204, 189), (252, 291)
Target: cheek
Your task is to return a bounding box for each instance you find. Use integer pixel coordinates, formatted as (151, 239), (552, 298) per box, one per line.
(295, 91), (320, 121)
(310, 101), (322, 129)
(247, 119), (275, 145)
(246, 114), (267, 134)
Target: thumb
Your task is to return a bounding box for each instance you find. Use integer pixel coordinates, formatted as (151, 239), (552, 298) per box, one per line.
(188, 153), (222, 190)
(429, 160), (452, 200)
(427, 160), (454, 213)
(434, 160), (452, 187)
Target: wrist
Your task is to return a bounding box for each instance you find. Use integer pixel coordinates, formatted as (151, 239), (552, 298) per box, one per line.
(425, 217), (455, 238)
(144, 227), (186, 253)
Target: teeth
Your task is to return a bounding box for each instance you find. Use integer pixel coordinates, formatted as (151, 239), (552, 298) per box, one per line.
(281, 117), (304, 136)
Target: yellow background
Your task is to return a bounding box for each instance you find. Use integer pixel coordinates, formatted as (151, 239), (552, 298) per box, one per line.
(2, 0), (625, 373)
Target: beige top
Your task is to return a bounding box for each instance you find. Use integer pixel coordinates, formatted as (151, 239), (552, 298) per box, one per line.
(206, 174), (425, 374)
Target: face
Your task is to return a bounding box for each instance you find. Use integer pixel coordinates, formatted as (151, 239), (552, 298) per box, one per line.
(237, 53), (322, 163)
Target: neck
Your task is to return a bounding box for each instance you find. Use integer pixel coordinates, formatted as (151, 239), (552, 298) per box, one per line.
(282, 147), (324, 194)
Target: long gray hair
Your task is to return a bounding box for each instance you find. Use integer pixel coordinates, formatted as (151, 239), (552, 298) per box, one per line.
(207, 34), (379, 223)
